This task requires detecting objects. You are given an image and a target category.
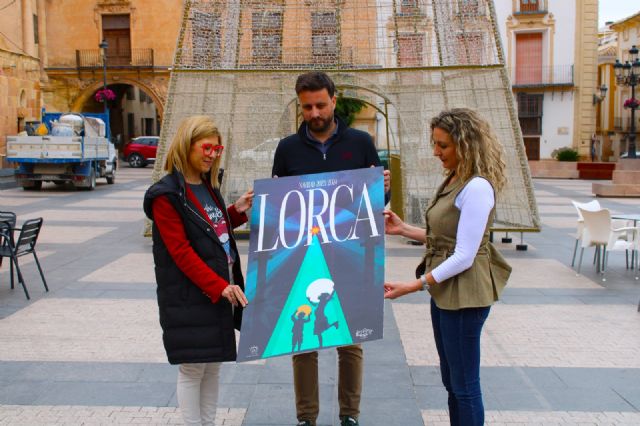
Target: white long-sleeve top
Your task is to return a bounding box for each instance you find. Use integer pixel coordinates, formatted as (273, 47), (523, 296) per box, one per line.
(430, 177), (495, 284)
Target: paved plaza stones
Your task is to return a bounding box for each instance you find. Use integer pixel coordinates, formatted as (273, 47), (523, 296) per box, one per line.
(0, 168), (639, 425)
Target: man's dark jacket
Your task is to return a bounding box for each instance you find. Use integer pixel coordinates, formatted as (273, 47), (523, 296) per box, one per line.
(272, 116), (382, 177)
(143, 171), (243, 364)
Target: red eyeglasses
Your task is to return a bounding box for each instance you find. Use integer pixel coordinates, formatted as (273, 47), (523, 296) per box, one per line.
(200, 143), (224, 155)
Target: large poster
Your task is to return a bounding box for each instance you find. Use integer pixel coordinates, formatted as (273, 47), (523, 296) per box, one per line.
(237, 167), (386, 362)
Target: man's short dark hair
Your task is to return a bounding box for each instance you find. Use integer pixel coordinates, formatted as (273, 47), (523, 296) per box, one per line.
(295, 72), (336, 97)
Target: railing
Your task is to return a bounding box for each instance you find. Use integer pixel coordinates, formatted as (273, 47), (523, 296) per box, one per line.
(509, 64), (574, 87)
(76, 48), (154, 69)
(614, 116), (640, 132)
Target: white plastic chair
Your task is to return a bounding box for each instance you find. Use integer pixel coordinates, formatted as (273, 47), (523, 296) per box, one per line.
(570, 200), (601, 267)
(577, 208), (637, 281)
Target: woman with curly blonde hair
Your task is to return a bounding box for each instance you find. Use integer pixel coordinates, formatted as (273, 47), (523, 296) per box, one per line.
(383, 108), (511, 426)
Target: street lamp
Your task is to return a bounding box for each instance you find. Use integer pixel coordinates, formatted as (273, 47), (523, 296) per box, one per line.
(593, 84), (608, 105)
(614, 44), (639, 159)
(99, 39), (109, 113)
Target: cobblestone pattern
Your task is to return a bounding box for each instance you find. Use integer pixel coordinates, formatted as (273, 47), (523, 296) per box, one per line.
(393, 303), (640, 368)
(422, 410), (640, 425)
(0, 299), (166, 363)
(0, 405), (245, 425)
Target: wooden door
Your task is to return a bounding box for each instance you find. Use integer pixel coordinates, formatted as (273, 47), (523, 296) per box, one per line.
(515, 33), (542, 85)
(523, 137), (540, 161)
(104, 29), (131, 65)
(102, 14), (131, 66)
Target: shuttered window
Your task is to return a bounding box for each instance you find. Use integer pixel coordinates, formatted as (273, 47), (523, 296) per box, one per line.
(515, 33), (542, 84)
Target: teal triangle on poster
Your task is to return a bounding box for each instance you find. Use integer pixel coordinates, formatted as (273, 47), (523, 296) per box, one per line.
(262, 234), (353, 358)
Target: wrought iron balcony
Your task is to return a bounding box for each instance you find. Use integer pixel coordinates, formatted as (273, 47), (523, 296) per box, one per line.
(509, 65), (574, 88)
(75, 48), (154, 69)
(614, 116), (640, 132)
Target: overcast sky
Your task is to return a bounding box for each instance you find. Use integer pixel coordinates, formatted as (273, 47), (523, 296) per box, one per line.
(599, 1), (639, 27)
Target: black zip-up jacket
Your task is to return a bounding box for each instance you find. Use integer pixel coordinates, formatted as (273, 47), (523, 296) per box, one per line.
(272, 116), (382, 177)
(143, 171), (244, 364)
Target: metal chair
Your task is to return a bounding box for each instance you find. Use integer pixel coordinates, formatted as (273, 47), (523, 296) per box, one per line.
(0, 211), (17, 268)
(0, 218), (48, 300)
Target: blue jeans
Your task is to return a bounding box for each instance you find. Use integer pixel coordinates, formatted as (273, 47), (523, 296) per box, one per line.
(430, 299), (490, 426)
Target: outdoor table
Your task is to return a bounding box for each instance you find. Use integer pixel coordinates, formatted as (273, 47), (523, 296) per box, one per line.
(612, 214), (640, 266)
(611, 213), (640, 226)
(611, 214), (640, 298)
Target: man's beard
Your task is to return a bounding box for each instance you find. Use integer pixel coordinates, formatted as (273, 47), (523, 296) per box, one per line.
(306, 114), (334, 133)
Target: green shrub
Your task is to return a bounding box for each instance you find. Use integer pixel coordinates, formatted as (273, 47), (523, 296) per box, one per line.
(335, 96), (366, 126)
(552, 147), (579, 161)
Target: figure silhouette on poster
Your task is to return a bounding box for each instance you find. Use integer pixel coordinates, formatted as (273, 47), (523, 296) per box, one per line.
(291, 307), (311, 352)
(311, 291), (339, 347)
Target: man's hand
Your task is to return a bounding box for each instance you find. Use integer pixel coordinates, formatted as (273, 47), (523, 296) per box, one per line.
(234, 189), (254, 214)
(221, 284), (248, 307)
(383, 169), (391, 193)
(370, 166), (391, 193)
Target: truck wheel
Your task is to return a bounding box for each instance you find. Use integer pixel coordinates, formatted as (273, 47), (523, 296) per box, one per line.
(106, 168), (116, 184)
(88, 168), (96, 190)
(128, 153), (144, 168)
(23, 181), (42, 191)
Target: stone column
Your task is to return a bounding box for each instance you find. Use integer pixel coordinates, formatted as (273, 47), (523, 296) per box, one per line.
(37, 0), (48, 82)
(21, 0), (35, 57)
(572, 0), (599, 159)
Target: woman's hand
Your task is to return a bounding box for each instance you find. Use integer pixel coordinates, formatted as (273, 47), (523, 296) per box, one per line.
(221, 284), (248, 307)
(384, 280), (421, 300)
(383, 210), (405, 236)
(234, 189), (254, 214)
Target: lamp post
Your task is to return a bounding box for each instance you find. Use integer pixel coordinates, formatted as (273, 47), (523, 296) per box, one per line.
(99, 39), (109, 113)
(614, 44), (640, 159)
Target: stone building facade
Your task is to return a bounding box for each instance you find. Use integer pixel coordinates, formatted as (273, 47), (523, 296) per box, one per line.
(596, 11), (640, 160)
(494, 0), (599, 160)
(42, 0), (183, 143)
(0, 0), (46, 168)
(1, 0), (183, 169)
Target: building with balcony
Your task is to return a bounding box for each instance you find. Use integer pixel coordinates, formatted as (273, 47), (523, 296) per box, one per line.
(596, 11), (640, 161)
(41, 0), (183, 144)
(494, 0), (599, 160)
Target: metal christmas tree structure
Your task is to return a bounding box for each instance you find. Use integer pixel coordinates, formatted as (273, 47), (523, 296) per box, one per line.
(152, 0), (539, 231)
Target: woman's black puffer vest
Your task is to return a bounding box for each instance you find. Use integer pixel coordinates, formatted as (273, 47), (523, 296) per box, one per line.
(143, 171), (243, 364)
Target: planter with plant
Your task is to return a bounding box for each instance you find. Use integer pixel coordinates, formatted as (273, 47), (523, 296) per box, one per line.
(551, 147), (579, 162)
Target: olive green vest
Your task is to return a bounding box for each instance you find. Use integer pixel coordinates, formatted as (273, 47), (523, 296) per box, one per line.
(418, 175), (512, 310)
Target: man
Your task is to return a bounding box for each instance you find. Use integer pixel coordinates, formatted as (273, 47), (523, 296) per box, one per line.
(272, 72), (391, 426)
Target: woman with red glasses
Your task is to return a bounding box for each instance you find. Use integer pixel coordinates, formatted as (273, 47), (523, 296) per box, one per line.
(143, 115), (253, 425)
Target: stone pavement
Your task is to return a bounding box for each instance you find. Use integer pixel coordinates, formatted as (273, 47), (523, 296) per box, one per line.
(0, 168), (639, 425)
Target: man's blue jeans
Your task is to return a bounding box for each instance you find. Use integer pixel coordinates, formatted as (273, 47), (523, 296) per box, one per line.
(431, 299), (491, 426)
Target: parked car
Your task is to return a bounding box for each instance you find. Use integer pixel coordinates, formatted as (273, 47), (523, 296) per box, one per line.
(123, 136), (158, 168)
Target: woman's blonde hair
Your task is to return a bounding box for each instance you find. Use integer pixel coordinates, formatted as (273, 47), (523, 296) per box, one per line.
(164, 115), (222, 188)
(430, 108), (507, 192)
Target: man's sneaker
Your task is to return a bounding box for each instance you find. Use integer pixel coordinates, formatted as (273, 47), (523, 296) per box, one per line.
(296, 421), (313, 426)
(340, 416), (359, 426)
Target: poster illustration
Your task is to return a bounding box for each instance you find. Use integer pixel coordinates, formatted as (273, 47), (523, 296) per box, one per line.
(237, 167), (386, 362)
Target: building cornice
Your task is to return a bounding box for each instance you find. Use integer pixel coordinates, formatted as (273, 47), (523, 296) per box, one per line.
(609, 12), (640, 31)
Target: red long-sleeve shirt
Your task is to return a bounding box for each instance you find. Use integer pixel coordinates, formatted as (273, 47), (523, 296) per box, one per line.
(152, 187), (247, 303)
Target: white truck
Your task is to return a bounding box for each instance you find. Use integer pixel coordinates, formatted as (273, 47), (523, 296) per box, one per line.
(6, 112), (117, 190)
